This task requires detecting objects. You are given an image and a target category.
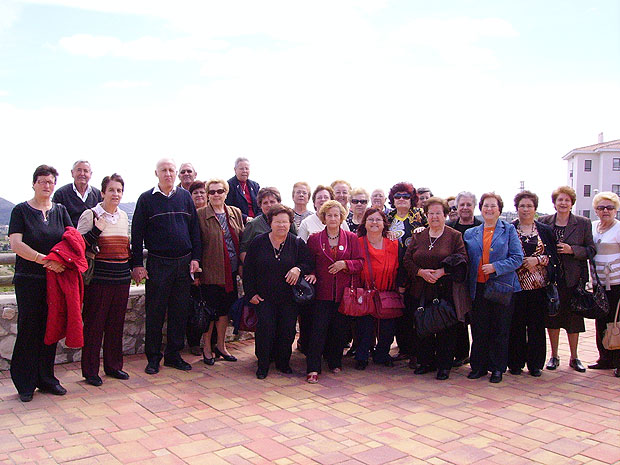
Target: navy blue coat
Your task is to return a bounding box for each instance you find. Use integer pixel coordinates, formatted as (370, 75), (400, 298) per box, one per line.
(225, 177), (260, 218)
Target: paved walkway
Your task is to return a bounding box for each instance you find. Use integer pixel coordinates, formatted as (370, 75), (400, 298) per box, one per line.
(1, 321), (619, 465)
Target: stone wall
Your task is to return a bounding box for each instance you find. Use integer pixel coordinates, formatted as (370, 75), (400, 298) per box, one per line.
(0, 286), (253, 371)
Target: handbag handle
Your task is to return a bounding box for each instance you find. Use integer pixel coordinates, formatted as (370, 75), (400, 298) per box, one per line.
(363, 237), (377, 290)
(613, 297), (620, 325)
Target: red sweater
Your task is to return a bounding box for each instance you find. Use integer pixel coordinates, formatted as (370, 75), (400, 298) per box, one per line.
(44, 227), (88, 348)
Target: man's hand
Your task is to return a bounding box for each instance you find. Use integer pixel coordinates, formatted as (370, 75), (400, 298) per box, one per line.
(132, 266), (148, 283)
(249, 294), (264, 305)
(190, 260), (201, 274)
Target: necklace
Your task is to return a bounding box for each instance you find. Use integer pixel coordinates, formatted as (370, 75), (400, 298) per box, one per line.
(273, 239), (286, 261)
(327, 231), (340, 240)
(518, 223), (537, 243)
(428, 229), (444, 250)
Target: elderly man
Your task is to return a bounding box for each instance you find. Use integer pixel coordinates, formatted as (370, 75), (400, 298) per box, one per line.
(177, 163), (198, 190)
(131, 159), (202, 375)
(52, 160), (102, 226)
(416, 187), (432, 208)
(447, 191), (482, 367)
(371, 189), (390, 215)
(225, 157), (260, 219)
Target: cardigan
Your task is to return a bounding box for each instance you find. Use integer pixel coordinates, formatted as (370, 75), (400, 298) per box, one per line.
(197, 203), (244, 287)
(225, 176), (260, 218)
(464, 219), (524, 300)
(307, 229), (364, 302)
(538, 213), (595, 288)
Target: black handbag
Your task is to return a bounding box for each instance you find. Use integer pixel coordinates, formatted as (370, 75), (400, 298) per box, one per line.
(293, 277), (315, 304)
(188, 287), (217, 334)
(483, 278), (514, 306)
(570, 266), (609, 320)
(414, 288), (459, 338)
(545, 282), (560, 317)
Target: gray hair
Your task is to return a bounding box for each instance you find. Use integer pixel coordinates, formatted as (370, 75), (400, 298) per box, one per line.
(156, 158), (176, 170)
(455, 191), (476, 206)
(234, 157), (249, 167)
(72, 160), (91, 170)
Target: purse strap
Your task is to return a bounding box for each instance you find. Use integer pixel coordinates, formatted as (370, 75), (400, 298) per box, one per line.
(363, 237), (377, 290)
(613, 297), (620, 324)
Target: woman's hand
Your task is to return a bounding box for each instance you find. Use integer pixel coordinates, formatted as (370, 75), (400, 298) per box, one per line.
(557, 242), (573, 255)
(413, 226), (425, 234)
(328, 260), (347, 274)
(417, 268), (438, 283)
(285, 266), (301, 285)
(430, 268), (446, 280)
(522, 257), (539, 272)
(42, 259), (65, 274)
(386, 231), (397, 241)
(93, 214), (107, 232)
(249, 294), (264, 305)
(305, 274), (317, 284)
(481, 263), (496, 275)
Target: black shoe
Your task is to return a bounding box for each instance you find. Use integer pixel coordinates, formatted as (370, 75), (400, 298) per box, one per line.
(38, 384), (67, 396)
(529, 368), (542, 377)
(489, 371), (503, 383)
(467, 369), (488, 379)
(569, 358), (586, 373)
(105, 369), (129, 380)
(256, 369), (268, 379)
(345, 348), (356, 358)
(214, 347), (237, 362)
(509, 367), (522, 375)
(588, 362), (612, 370)
(436, 369), (450, 380)
(19, 393), (33, 402)
(85, 375), (103, 386)
(164, 358), (192, 371)
(546, 357), (559, 370)
(414, 365), (432, 375)
(614, 368), (619, 378)
(145, 361), (160, 375)
(278, 366), (293, 374)
(202, 349), (215, 365)
(355, 360), (368, 370)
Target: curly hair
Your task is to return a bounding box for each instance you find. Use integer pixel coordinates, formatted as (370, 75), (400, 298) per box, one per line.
(514, 190), (538, 210)
(266, 204), (294, 225)
(551, 186), (577, 206)
(318, 200), (347, 225)
(388, 182), (417, 208)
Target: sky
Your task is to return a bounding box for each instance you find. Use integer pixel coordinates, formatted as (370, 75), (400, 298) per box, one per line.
(1, 0), (619, 213)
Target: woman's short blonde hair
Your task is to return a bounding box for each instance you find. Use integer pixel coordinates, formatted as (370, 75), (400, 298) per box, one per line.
(292, 182), (311, 197)
(206, 178), (230, 194)
(318, 200), (347, 224)
(592, 191), (620, 210)
(350, 187), (369, 198)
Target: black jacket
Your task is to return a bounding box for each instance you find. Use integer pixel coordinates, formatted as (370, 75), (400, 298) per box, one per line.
(225, 177), (260, 218)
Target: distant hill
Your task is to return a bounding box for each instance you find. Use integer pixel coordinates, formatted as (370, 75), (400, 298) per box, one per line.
(0, 198), (15, 225)
(0, 197), (136, 225)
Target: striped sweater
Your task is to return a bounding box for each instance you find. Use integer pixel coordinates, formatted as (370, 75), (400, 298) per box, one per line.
(591, 220), (620, 290)
(77, 206), (131, 285)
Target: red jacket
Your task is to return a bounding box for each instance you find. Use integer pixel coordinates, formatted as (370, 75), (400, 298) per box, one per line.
(44, 227), (88, 348)
(307, 229), (364, 302)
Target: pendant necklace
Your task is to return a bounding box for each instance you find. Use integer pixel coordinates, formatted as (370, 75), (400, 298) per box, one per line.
(428, 230), (443, 250)
(273, 238), (286, 261)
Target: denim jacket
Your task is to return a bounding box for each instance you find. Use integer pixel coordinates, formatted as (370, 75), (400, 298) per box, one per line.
(464, 219), (524, 300)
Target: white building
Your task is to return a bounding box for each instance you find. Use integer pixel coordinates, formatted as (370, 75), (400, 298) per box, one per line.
(563, 134), (620, 219)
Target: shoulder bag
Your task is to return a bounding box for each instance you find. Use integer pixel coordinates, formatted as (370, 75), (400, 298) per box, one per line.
(570, 265), (609, 319)
(338, 235), (376, 316)
(483, 278), (514, 306)
(414, 284), (459, 338)
(293, 277), (315, 304)
(602, 298), (620, 350)
(188, 286), (217, 335)
(363, 238), (404, 319)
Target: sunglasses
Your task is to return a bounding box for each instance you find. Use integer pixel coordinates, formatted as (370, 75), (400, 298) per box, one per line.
(450, 206), (457, 211)
(351, 199), (368, 205)
(595, 205), (616, 211)
(208, 189), (226, 195)
(393, 193), (411, 199)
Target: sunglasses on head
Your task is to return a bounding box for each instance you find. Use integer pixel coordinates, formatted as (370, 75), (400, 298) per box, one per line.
(351, 199), (368, 205)
(393, 193), (411, 199)
(596, 205), (616, 211)
(208, 189), (226, 195)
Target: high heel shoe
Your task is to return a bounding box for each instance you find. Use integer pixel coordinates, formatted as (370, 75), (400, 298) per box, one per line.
(202, 349), (215, 366)
(214, 347), (237, 362)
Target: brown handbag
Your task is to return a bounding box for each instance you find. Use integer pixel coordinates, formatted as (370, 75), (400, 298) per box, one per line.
(602, 298), (620, 351)
(363, 238), (404, 319)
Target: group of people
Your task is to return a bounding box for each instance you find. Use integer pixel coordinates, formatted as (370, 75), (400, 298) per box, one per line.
(8, 157), (620, 401)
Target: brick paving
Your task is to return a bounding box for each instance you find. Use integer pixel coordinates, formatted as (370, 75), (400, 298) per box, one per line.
(0, 320), (619, 465)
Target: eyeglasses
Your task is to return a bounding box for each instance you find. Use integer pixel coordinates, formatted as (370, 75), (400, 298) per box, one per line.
(596, 205), (616, 211)
(208, 189), (226, 195)
(351, 199), (368, 205)
(179, 170), (194, 174)
(36, 180), (55, 186)
(366, 218), (383, 223)
(449, 206), (457, 211)
(393, 193), (411, 200)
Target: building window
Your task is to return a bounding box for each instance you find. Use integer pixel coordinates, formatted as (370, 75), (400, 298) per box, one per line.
(614, 158), (620, 170)
(584, 159), (592, 171)
(582, 209), (590, 218)
(613, 185), (620, 196)
(584, 185), (591, 197)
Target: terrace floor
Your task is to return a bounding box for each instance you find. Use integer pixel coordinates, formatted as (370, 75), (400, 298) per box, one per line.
(0, 320), (619, 465)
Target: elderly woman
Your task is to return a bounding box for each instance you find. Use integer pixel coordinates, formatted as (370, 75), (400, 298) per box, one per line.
(78, 174), (131, 387)
(189, 181), (207, 209)
(508, 191), (559, 377)
(387, 182), (428, 363)
(404, 198), (469, 380)
(464, 193), (523, 383)
(196, 178), (244, 365)
(539, 186), (595, 373)
(346, 188), (369, 233)
(590, 192), (620, 377)
(244, 205), (313, 379)
(331, 180), (351, 209)
(299, 185), (351, 241)
(357, 208), (401, 368)
(9, 165), (73, 402)
(292, 182), (313, 228)
(305, 200), (363, 383)
(371, 189), (390, 215)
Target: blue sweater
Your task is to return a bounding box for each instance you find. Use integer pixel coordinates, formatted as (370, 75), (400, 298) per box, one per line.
(131, 187), (202, 267)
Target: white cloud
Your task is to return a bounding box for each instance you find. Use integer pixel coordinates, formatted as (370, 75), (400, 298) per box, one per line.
(0, 0), (21, 33)
(0, 90), (9, 96)
(102, 80), (150, 89)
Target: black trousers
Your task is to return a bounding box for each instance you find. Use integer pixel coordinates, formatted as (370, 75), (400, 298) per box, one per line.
(372, 317), (396, 363)
(347, 315), (374, 362)
(594, 285), (620, 368)
(306, 300), (347, 373)
(11, 276), (59, 395)
(418, 323), (459, 370)
(255, 300), (298, 372)
(145, 254), (191, 364)
(508, 288), (547, 371)
(297, 303), (312, 352)
(395, 295), (417, 356)
(454, 322), (470, 361)
(470, 283), (514, 373)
